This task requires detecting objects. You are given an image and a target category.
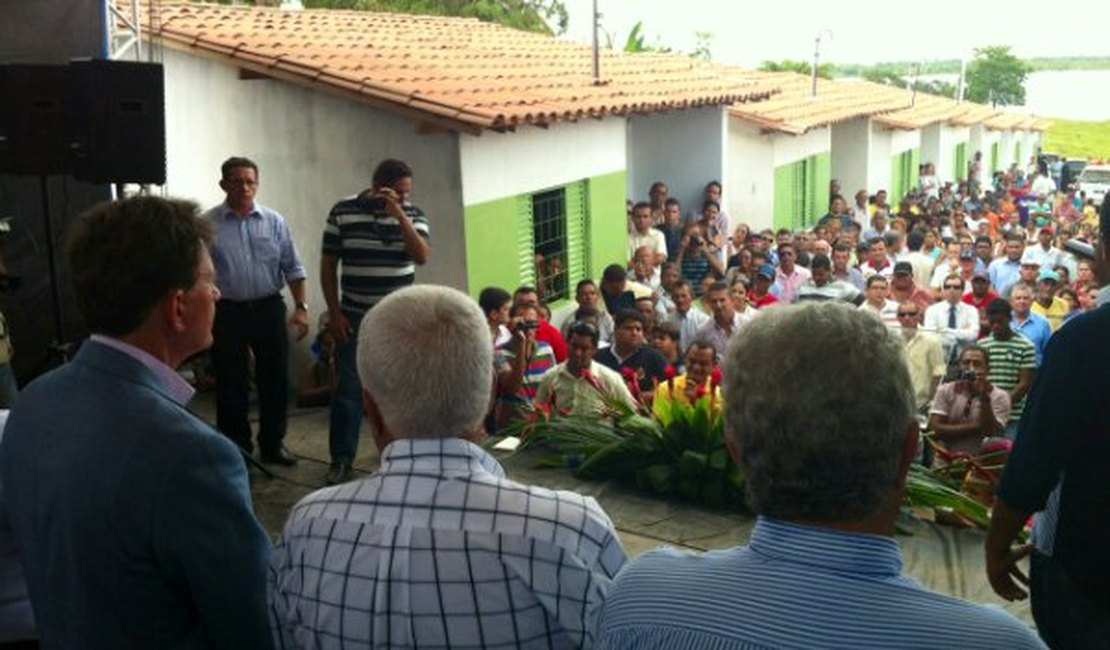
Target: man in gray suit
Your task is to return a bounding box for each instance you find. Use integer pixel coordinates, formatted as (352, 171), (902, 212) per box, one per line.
(0, 197), (272, 648)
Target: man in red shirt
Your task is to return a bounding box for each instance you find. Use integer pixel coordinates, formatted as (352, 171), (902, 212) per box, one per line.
(962, 270), (999, 339)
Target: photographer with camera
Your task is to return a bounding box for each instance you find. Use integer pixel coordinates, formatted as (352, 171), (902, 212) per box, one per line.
(321, 158), (431, 484)
(928, 346), (1010, 459)
(675, 222), (724, 296)
(493, 303), (555, 428)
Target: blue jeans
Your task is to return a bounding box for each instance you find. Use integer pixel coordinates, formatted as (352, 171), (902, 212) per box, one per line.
(0, 363), (17, 409)
(1004, 420), (1021, 441)
(328, 311), (364, 464)
(1030, 552), (1110, 649)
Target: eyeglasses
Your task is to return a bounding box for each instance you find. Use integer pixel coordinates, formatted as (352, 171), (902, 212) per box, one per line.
(943, 284), (963, 290)
(897, 311), (919, 318)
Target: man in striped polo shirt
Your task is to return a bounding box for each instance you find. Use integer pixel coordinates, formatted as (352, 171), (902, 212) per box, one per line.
(320, 159), (431, 485)
(980, 298), (1037, 440)
(595, 304), (1042, 649)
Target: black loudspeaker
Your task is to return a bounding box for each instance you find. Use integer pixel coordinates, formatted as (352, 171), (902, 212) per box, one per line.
(0, 64), (74, 175)
(71, 60), (165, 185)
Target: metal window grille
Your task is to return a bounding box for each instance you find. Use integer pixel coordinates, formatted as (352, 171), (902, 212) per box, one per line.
(532, 188), (569, 303)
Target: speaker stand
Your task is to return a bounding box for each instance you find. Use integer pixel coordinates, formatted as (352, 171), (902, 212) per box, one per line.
(31, 175), (73, 373)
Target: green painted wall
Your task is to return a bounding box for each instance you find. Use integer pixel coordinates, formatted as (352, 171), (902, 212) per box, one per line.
(463, 169), (628, 300)
(586, 170), (629, 278)
(464, 194), (528, 297)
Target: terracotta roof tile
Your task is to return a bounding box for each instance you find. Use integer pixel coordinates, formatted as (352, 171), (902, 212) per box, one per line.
(143, 2), (778, 132)
(729, 73), (914, 134)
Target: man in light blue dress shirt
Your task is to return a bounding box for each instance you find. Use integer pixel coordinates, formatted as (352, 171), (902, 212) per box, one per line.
(595, 303), (1043, 649)
(205, 157), (309, 465)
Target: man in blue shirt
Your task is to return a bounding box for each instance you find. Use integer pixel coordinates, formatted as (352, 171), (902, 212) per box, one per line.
(1009, 282), (1053, 366)
(596, 303), (1042, 649)
(206, 157), (309, 465)
(989, 234), (1025, 297)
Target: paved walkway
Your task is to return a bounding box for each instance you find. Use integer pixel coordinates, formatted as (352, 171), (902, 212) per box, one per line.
(188, 390), (1032, 625)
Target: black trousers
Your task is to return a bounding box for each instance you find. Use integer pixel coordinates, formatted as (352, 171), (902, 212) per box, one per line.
(1030, 551), (1110, 649)
(211, 295), (288, 454)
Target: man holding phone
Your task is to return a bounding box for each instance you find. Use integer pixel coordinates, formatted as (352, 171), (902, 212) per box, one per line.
(321, 159), (432, 484)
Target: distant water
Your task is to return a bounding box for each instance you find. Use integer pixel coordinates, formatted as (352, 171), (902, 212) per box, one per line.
(917, 70), (1110, 121)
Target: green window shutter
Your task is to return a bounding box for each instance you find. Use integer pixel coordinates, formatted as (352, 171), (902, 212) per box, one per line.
(517, 194), (536, 288)
(793, 161), (807, 230)
(811, 152), (831, 228)
(955, 143), (968, 182)
(564, 180), (589, 292)
(909, 148), (921, 190)
(1014, 141), (1022, 168)
(891, 154), (904, 202)
(991, 142), (1000, 174)
(773, 164), (793, 229)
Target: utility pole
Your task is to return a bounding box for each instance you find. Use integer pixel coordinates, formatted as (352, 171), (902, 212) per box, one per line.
(811, 30), (832, 97)
(957, 58), (967, 103)
(591, 0), (601, 85)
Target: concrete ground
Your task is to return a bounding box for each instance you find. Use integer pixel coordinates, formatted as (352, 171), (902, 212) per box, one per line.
(189, 390), (1033, 625)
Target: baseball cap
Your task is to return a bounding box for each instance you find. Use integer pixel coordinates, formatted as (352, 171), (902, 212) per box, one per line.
(1020, 250), (1041, 266)
(1038, 268), (1061, 284)
(893, 261), (913, 275)
(1040, 226), (1055, 236)
(959, 250), (976, 261)
(756, 264), (776, 280)
(972, 270), (990, 281)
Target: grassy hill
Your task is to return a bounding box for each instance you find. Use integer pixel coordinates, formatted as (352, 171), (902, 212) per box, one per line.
(1043, 118), (1110, 160)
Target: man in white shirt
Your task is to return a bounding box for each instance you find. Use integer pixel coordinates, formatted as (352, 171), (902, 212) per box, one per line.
(923, 274), (981, 361)
(270, 286), (628, 648)
(665, 280), (710, 353)
(628, 202), (668, 265)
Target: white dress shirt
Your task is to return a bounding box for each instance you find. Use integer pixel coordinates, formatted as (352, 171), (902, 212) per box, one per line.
(923, 300), (981, 358)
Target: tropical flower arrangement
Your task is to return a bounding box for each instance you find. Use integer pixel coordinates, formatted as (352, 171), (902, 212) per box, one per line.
(500, 366), (1002, 531)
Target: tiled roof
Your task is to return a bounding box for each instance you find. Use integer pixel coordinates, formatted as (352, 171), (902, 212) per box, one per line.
(874, 94), (983, 130)
(727, 73), (1041, 135)
(144, 2), (779, 133)
(729, 73), (913, 134)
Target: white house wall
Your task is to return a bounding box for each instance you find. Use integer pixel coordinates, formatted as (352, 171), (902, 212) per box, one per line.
(998, 130), (1016, 170)
(160, 46), (465, 369)
(831, 118), (872, 198)
(727, 119), (775, 230)
(869, 125), (895, 193)
(626, 107), (728, 214)
(921, 124), (943, 176)
(458, 118), (625, 206)
(771, 126), (831, 168)
(934, 125), (969, 183)
(976, 127), (1002, 173)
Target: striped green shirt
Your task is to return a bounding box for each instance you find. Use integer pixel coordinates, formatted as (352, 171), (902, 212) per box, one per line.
(981, 334), (1037, 421)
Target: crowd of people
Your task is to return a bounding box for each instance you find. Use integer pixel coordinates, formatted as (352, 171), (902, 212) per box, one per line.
(483, 167), (1104, 456)
(0, 153), (1105, 648)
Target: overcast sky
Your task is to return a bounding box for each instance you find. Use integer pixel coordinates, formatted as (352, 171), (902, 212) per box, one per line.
(562, 0), (1108, 68)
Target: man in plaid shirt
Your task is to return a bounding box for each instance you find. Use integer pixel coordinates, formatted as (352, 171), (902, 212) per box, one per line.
(268, 285), (627, 649)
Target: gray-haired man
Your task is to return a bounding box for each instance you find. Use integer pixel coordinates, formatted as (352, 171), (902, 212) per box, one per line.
(596, 303), (1042, 649)
(269, 285), (627, 648)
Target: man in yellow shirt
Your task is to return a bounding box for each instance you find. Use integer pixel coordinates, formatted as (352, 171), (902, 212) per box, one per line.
(653, 339), (723, 417)
(1030, 269), (1070, 332)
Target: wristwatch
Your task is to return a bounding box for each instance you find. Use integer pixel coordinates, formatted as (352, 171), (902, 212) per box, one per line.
(295, 301), (309, 312)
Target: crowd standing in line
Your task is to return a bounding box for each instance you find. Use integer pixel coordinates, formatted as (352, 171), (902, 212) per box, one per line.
(0, 153), (1104, 648)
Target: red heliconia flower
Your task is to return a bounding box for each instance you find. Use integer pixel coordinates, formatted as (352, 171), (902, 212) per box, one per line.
(710, 367), (723, 389)
(621, 367), (638, 383)
(664, 365), (678, 380)
(695, 384), (708, 400)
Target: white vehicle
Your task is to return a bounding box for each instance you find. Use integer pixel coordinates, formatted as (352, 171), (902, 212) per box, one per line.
(1077, 164), (1110, 207)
